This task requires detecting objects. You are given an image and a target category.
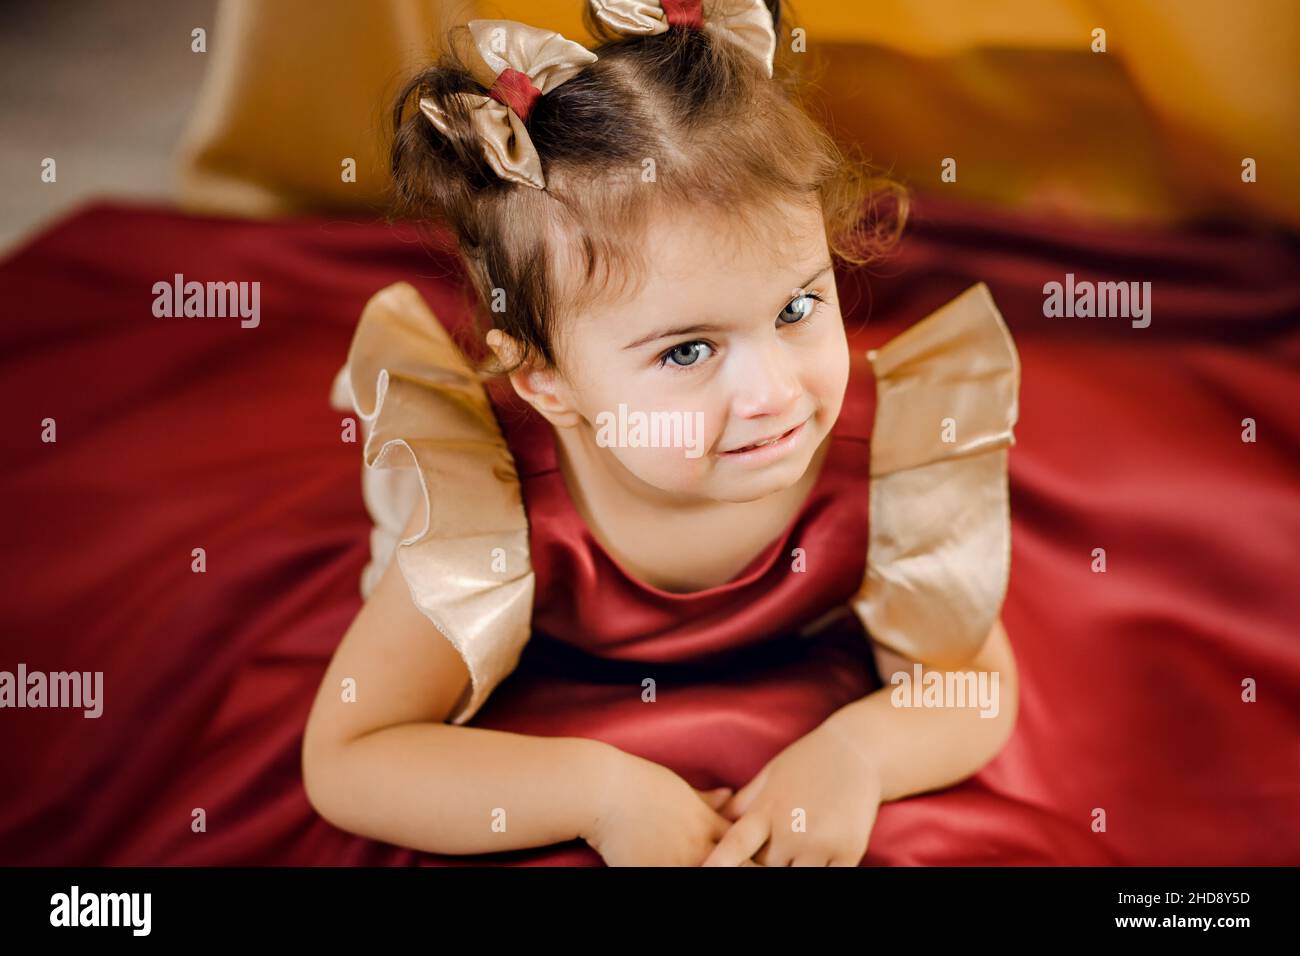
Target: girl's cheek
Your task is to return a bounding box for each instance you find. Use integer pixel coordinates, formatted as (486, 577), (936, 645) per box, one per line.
(590, 381), (727, 484)
(816, 319), (850, 385)
(607, 445), (709, 493)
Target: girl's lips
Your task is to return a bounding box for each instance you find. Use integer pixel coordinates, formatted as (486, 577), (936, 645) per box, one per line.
(719, 417), (809, 462)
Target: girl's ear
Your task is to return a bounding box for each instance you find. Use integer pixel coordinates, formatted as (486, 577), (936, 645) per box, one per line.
(486, 329), (583, 428)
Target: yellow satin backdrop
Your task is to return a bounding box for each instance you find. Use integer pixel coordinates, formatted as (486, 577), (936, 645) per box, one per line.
(175, 0), (1299, 228)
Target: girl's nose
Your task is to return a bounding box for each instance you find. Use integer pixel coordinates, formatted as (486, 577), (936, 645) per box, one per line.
(730, 342), (802, 418)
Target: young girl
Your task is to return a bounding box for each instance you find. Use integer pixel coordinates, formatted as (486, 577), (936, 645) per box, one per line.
(303, 0), (1021, 867)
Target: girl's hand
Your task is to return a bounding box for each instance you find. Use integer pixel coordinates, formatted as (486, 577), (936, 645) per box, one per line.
(702, 722), (882, 866)
(581, 749), (738, 866)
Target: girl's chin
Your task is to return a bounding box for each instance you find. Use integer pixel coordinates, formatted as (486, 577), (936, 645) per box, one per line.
(705, 459), (813, 502)
(627, 471), (791, 506)
(733, 468), (805, 496)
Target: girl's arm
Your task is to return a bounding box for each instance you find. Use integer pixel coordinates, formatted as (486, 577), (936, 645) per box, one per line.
(300, 507), (613, 855)
(820, 617), (1019, 803)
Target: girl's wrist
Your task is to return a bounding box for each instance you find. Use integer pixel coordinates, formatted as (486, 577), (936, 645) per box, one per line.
(568, 736), (624, 844)
(819, 715), (886, 793)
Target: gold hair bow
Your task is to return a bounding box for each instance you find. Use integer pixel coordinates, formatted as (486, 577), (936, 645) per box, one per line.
(589, 0), (776, 77)
(419, 20), (597, 189)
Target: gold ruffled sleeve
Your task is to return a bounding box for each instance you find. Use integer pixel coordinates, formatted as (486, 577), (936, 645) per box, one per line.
(850, 283), (1021, 668)
(329, 282), (534, 726)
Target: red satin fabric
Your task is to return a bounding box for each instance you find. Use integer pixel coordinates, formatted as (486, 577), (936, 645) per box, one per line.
(0, 196), (1296, 866)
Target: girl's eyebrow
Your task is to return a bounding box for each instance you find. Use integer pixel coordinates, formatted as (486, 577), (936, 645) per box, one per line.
(622, 262), (834, 351)
(622, 321), (726, 351)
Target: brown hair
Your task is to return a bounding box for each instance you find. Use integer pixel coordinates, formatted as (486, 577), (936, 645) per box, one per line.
(388, 1), (907, 379)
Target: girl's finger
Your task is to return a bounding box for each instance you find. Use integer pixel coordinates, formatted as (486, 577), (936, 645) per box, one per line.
(701, 813), (769, 867)
(718, 795), (742, 821)
(711, 812), (733, 841)
(752, 839), (782, 867)
(723, 775), (763, 819)
(697, 786), (733, 810)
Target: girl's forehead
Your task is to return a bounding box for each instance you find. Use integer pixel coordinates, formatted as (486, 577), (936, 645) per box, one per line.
(570, 255), (832, 358)
(589, 198), (827, 293)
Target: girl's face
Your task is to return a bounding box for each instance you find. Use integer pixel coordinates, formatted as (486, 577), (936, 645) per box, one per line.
(504, 196), (850, 506)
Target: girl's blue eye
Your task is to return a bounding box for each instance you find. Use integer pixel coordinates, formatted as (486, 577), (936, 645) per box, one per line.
(661, 341), (712, 368)
(779, 291), (824, 325)
(656, 291), (825, 370)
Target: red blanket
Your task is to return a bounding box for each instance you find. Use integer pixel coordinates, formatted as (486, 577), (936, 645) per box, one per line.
(1, 197), (1296, 865)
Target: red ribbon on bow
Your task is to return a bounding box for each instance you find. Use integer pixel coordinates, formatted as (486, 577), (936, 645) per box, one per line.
(662, 0), (705, 28)
(488, 67), (543, 122)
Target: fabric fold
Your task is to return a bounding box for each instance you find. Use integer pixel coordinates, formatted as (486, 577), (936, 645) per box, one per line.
(333, 281), (534, 725)
(851, 282), (1021, 667)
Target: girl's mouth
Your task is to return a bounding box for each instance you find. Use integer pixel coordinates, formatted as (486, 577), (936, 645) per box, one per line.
(720, 416), (809, 461)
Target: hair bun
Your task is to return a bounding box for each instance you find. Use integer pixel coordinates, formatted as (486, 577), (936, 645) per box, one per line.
(420, 20), (597, 190)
